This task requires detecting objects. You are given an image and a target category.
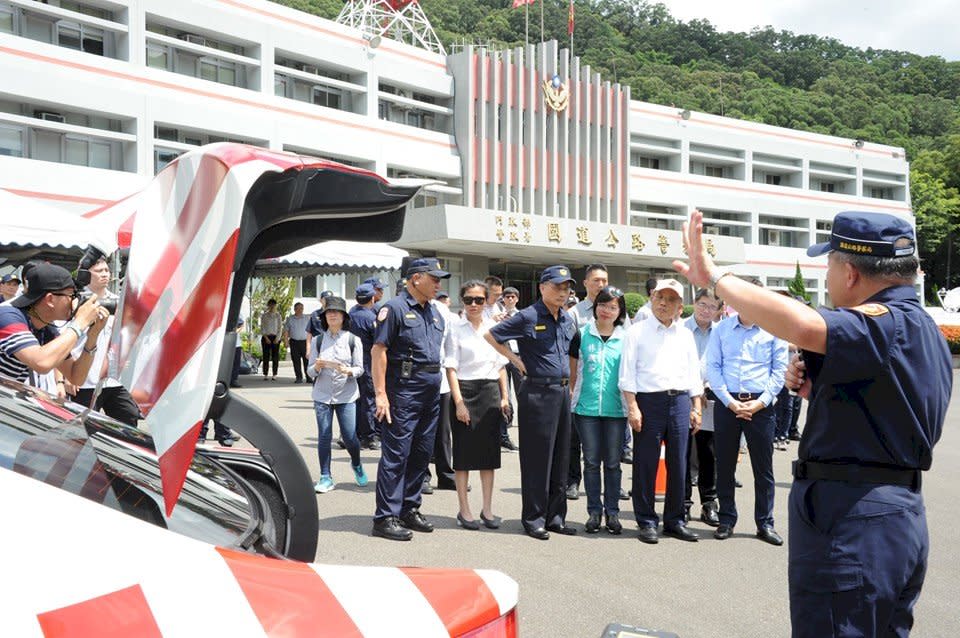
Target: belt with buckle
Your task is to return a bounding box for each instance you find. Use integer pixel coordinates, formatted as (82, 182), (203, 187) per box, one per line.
(735, 392), (761, 401)
(524, 376), (569, 387)
(792, 460), (921, 490)
(417, 364), (441, 373)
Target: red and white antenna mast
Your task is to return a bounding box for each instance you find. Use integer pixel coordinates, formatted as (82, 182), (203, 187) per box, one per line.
(337, 0), (446, 55)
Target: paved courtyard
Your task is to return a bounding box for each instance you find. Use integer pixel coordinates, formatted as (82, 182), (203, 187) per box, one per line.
(231, 363), (960, 637)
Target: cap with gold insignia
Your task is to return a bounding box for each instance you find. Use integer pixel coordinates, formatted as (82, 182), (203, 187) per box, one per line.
(405, 257), (451, 279)
(807, 211), (915, 258)
(540, 265), (576, 285)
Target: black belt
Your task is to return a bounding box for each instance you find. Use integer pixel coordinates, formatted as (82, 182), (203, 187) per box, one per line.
(524, 376), (569, 387)
(732, 392), (762, 401)
(389, 363), (441, 373)
(640, 389), (688, 397)
(792, 460), (921, 490)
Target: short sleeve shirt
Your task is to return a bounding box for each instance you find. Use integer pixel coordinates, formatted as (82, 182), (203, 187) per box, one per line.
(488, 299), (575, 378)
(0, 305), (59, 383)
(348, 304), (377, 368)
(800, 285), (952, 470)
(373, 290), (445, 367)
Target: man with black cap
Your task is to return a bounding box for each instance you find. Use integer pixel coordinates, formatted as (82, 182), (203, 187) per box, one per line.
(675, 210), (951, 637)
(349, 283), (380, 449)
(307, 290), (336, 340)
(371, 258), (450, 541)
(486, 265), (578, 540)
(0, 262), (107, 388)
(0, 273), (21, 303)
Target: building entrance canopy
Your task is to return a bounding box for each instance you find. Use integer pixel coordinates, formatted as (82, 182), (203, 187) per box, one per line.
(398, 205), (745, 268)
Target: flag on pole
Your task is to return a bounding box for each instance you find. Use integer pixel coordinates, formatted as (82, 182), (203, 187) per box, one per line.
(568, 0), (575, 36)
(511, 0), (534, 8)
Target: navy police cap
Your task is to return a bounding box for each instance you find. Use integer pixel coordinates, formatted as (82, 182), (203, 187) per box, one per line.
(405, 258), (451, 279)
(355, 283), (376, 298)
(363, 277), (385, 290)
(540, 265), (576, 285)
(807, 211), (915, 258)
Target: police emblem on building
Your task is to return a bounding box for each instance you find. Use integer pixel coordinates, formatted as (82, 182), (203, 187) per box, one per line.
(542, 74), (569, 112)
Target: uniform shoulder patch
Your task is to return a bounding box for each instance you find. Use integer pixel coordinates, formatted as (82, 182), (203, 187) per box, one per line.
(377, 307), (389, 322)
(850, 303), (889, 317)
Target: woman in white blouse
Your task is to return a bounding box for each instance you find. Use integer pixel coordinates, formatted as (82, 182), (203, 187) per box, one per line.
(445, 280), (510, 530)
(308, 297), (366, 494)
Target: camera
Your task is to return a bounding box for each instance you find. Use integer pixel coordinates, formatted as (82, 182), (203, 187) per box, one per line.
(74, 245), (117, 315)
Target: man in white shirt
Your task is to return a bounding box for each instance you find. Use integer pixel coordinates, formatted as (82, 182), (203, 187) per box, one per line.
(632, 278), (658, 322)
(482, 276), (505, 321)
(69, 257), (141, 427)
(619, 279), (703, 544)
(282, 302), (311, 384)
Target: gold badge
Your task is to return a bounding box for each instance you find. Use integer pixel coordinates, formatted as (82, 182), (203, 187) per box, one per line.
(541, 74), (569, 112)
(534, 324), (547, 331)
(851, 303), (889, 317)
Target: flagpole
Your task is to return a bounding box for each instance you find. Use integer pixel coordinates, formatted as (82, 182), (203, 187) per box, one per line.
(525, 1), (529, 46)
(539, 0), (544, 43)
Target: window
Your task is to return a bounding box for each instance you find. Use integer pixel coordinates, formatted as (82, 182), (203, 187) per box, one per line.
(819, 182), (836, 193)
(0, 124), (24, 157)
(57, 21), (104, 55)
(765, 174), (781, 186)
(146, 43), (167, 69)
(1, 6), (14, 34)
(312, 86), (341, 109)
(301, 275), (317, 298)
(704, 165), (724, 178)
(153, 147), (181, 173)
(869, 187), (891, 200)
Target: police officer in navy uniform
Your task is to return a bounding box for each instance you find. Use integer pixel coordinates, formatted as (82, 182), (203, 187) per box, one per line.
(486, 265), (578, 540)
(370, 258), (450, 541)
(675, 210), (951, 637)
(349, 283), (380, 449)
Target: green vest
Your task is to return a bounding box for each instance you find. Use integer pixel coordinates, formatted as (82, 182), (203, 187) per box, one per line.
(572, 323), (627, 417)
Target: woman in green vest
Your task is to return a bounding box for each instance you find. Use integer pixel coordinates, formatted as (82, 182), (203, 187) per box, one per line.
(569, 286), (629, 534)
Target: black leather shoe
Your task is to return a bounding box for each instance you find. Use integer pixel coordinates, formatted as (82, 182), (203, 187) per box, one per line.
(605, 513), (623, 535)
(637, 526), (659, 544)
(399, 509), (434, 533)
(618, 487), (629, 501)
(546, 523), (577, 536)
(620, 450), (633, 464)
(756, 527), (784, 546)
(500, 438), (518, 451)
(480, 512), (501, 529)
(215, 437), (234, 447)
(229, 382), (242, 388)
(435, 481), (457, 491)
(701, 504), (720, 527)
(361, 437), (380, 450)
(565, 484), (579, 500)
(523, 525), (550, 540)
(683, 506), (691, 523)
(714, 524), (733, 540)
(735, 478), (743, 488)
(372, 517), (413, 541)
(663, 524), (699, 542)
(585, 513), (601, 534)
(421, 479), (434, 495)
(336, 437), (346, 450)
(788, 432), (801, 441)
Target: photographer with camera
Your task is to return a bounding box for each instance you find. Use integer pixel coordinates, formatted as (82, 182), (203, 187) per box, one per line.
(0, 262), (107, 389)
(69, 255), (140, 427)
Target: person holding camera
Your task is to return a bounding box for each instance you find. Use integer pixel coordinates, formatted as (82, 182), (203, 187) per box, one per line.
(0, 262), (107, 390)
(67, 256), (141, 427)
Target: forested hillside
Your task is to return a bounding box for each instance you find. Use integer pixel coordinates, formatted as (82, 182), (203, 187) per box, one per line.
(273, 0), (960, 295)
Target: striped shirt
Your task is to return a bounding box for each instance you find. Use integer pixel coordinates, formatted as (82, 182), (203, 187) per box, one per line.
(0, 305), (59, 382)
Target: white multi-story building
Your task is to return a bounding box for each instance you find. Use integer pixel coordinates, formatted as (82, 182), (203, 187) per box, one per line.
(0, 0), (914, 306)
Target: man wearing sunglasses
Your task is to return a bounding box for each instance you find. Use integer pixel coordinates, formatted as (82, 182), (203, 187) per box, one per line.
(486, 265), (578, 540)
(0, 262), (107, 390)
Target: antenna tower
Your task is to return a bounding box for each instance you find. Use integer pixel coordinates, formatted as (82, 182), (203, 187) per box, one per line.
(337, 0), (446, 55)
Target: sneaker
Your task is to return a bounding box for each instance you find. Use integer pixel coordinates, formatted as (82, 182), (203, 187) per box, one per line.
(353, 464), (368, 487)
(314, 476), (335, 493)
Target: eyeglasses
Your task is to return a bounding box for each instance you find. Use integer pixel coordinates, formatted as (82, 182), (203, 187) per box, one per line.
(601, 286), (624, 299)
(462, 296), (486, 305)
(50, 291), (80, 301)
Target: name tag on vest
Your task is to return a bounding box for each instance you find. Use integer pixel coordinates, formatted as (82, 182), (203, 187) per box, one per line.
(534, 324), (546, 331)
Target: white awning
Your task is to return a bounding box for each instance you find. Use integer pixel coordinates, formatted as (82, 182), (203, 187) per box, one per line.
(254, 241), (408, 276)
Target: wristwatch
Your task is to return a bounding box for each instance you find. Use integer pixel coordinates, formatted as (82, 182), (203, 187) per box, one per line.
(62, 322), (83, 341)
(709, 269), (733, 287)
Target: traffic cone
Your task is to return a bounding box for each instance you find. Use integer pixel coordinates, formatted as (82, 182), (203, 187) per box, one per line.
(654, 442), (667, 498)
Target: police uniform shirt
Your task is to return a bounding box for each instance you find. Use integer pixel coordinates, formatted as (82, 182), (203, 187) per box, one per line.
(800, 285), (951, 470)
(307, 309), (324, 337)
(373, 289), (444, 367)
(348, 304), (377, 369)
(488, 299), (575, 378)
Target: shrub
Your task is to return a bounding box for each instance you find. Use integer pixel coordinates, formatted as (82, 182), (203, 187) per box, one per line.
(624, 292), (646, 317)
(938, 325), (960, 355)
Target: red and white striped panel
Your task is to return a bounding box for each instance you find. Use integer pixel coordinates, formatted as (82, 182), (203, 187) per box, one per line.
(1, 468), (519, 637)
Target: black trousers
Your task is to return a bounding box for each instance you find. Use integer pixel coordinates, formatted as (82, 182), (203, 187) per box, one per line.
(685, 429), (717, 507)
(72, 386), (141, 427)
(517, 380), (570, 530)
(501, 363), (523, 441)
(261, 336), (279, 376)
(355, 372), (378, 442)
(289, 339), (307, 381)
(429, 392), (455, 487)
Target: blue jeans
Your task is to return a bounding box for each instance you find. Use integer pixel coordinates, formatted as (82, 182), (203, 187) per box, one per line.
(575, 414), (625, 516)
(314, 401), (361, 476)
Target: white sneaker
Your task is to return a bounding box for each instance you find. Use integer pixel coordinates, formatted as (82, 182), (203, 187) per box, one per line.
(314, 476), (335, 493)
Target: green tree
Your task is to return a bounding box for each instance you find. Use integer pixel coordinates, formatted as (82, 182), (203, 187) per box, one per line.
(788, 262), (810, 303)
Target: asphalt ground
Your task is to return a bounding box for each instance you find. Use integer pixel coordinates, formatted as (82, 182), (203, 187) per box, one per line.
(228, 362), (960, 638)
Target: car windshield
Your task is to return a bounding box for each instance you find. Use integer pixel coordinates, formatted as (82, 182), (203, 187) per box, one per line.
(0, 377), (259, 548)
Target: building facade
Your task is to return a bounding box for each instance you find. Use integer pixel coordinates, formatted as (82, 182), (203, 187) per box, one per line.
(0, 0), (914, 306)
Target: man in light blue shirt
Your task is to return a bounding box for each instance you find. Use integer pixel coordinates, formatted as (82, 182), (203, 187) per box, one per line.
(705, 287), (789, 546)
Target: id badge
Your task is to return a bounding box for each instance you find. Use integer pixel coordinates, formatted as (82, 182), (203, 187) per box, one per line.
(400, 360), (413, 378)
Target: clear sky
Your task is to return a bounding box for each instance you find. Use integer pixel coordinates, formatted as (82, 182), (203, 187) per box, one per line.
(665, 0), (960, 61)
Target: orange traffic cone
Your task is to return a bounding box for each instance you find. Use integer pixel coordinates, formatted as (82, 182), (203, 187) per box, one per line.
(654, 442), (667, 497)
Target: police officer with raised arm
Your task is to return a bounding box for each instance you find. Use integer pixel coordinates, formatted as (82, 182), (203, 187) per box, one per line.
(674, 210), (951, 638)
(485, 265), (578, 540)
(370, 258), (450, 541)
